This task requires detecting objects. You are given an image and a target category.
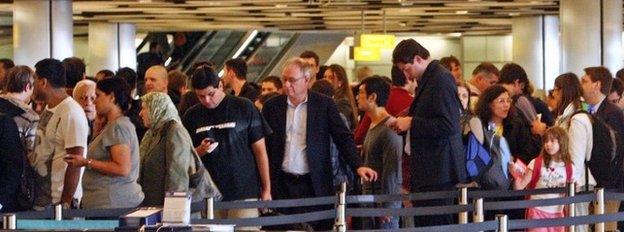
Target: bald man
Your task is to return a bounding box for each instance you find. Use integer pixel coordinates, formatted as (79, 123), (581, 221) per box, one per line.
(144, 65), (168, 93)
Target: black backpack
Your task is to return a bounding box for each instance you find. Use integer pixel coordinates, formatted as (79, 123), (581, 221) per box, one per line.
(572, 111), (624, 190)
(0, 111), (38, 210)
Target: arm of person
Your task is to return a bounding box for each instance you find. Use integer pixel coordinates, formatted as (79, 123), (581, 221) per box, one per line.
(61, 146), (84, 205)
(568, 114), (592, 186)
(327, 99), (378, 181)
(165, 124), (191, 192)
(513, 166), (533, 190)
(89, 145), (132, 176)
(251, 138), (271, 201)
(410, 82), (460, 139)
(380, 134), (402, 208)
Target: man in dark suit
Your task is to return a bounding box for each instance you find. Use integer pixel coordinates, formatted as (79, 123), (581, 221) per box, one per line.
(581, 67), (624, 135)
(388, 39), (467, 226)
(581, 67), (624, 231)
(262, 57), (377, 230)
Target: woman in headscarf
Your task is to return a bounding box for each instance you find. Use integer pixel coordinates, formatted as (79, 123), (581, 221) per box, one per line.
(138, 92), (196, 206)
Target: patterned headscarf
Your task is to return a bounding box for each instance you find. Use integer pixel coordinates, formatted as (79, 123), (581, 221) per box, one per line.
(139, 92), (181, 156)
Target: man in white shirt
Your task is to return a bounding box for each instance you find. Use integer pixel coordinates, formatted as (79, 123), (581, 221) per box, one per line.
(32, 58), (89, 209)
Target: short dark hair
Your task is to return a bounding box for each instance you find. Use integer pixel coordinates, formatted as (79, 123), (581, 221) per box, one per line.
(299, 51), (320, 66)
(472, 62), (500, 77)
(168, 70), (188, 91)
(310, 79), (335, 97)
(611, 78), (624, 96)
(62, 57), (86, 88)
(149, 42), (160, 51)
(261, 75), (282, 89)
(499, 63), (530, 93)
(584, 66), (613, 96)
(257, 92), (280, 105)
(317, 65), (328, 80)
(360, 76), (391, 106)
(35, 58), (66, 88)
(5, 65), (33, 93)
(0, 58), (15, 70)
(97, 69), (115, 80)
(191, 66), (220, 90)
(391, 65), (407, 86)
(392, 39), (430, 64)
(475, 85), (509, 123)
(440, 56), (460, 70)
(224, 58), (247, 80)
(115, 67), (137, 90)
(97, 78), (131, 113)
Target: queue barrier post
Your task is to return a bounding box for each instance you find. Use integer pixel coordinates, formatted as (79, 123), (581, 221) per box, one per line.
(594, 188), (605, 232)
(2, 214), (16, 230)
(458, 187), (468, 224)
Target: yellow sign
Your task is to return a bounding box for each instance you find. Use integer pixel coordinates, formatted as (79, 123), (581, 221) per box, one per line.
(360, 34), (396, 49)
(354, 47), (381, 61)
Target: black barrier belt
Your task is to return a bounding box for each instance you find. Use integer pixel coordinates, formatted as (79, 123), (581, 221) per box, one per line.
(212, 196), (337, 210)
(346, 190), (458, 204)
(605, 191), (624, 201)
(346, 204), (472, 217)
(469, 187), (567, 198)
(63, 207), (136, 218)
(508, 212), (624, 230)
(14, 208), (56, 219)
(190, 209), (335, 227)
(483, 193), (595, 211)
(349, 220), (499, 232)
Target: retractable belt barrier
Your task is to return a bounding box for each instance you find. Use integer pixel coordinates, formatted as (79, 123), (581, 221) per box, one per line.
(5, 187), (624, 230)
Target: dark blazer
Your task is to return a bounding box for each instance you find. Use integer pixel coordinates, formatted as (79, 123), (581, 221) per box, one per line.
(0, 100), (26, 212)
(407, 60), (467, 190)
(596, 99), (624, 136)
(262, 91), (363, 198)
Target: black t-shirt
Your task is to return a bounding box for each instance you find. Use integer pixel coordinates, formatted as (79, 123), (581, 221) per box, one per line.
(238, 82), (260, 102)
(182, 95), (271, 201)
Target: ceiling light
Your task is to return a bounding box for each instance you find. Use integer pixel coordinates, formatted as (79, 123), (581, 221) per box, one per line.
(456, 10), (468, 14)
(509, 12), (520, 16)
(399, 22), (407, 27)
(275, 4), (288, 8)
(399, 8), (410, 13)
(449, 32), (462, 37)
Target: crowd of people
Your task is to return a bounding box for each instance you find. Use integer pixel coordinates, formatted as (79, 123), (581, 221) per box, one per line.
(1, 39), (624, 231)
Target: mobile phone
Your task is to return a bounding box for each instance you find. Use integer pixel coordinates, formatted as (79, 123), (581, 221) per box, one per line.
(203, 138), (216, 143)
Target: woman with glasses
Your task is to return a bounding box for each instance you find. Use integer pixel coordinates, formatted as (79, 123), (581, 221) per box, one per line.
(468, 85), (514, 190)
(549, 73), (592, 232)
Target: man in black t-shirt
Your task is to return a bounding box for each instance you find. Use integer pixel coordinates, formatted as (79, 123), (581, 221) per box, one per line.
(182, 66), (271, 225)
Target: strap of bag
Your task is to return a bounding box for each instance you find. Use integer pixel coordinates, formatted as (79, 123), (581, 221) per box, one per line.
(527, 156), (543, 190)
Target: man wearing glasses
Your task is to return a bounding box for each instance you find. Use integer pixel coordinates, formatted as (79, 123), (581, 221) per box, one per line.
(262, 57), (378, 230)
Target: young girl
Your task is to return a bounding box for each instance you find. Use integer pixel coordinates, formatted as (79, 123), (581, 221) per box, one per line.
(513, 127), (573, 232)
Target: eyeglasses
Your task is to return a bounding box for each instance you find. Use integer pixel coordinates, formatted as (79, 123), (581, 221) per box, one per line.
(493, 98), (512, 104)
(282, 77), (304, 84)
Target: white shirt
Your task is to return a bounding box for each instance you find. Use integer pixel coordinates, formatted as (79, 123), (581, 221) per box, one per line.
(33, 97), (89, 205)
(528, 159), (570, 213)
(555, 103), (595, 187)
(282, 97), (309, 175)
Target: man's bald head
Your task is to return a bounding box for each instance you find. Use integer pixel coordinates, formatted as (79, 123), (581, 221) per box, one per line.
(145, 65), (168, 93)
